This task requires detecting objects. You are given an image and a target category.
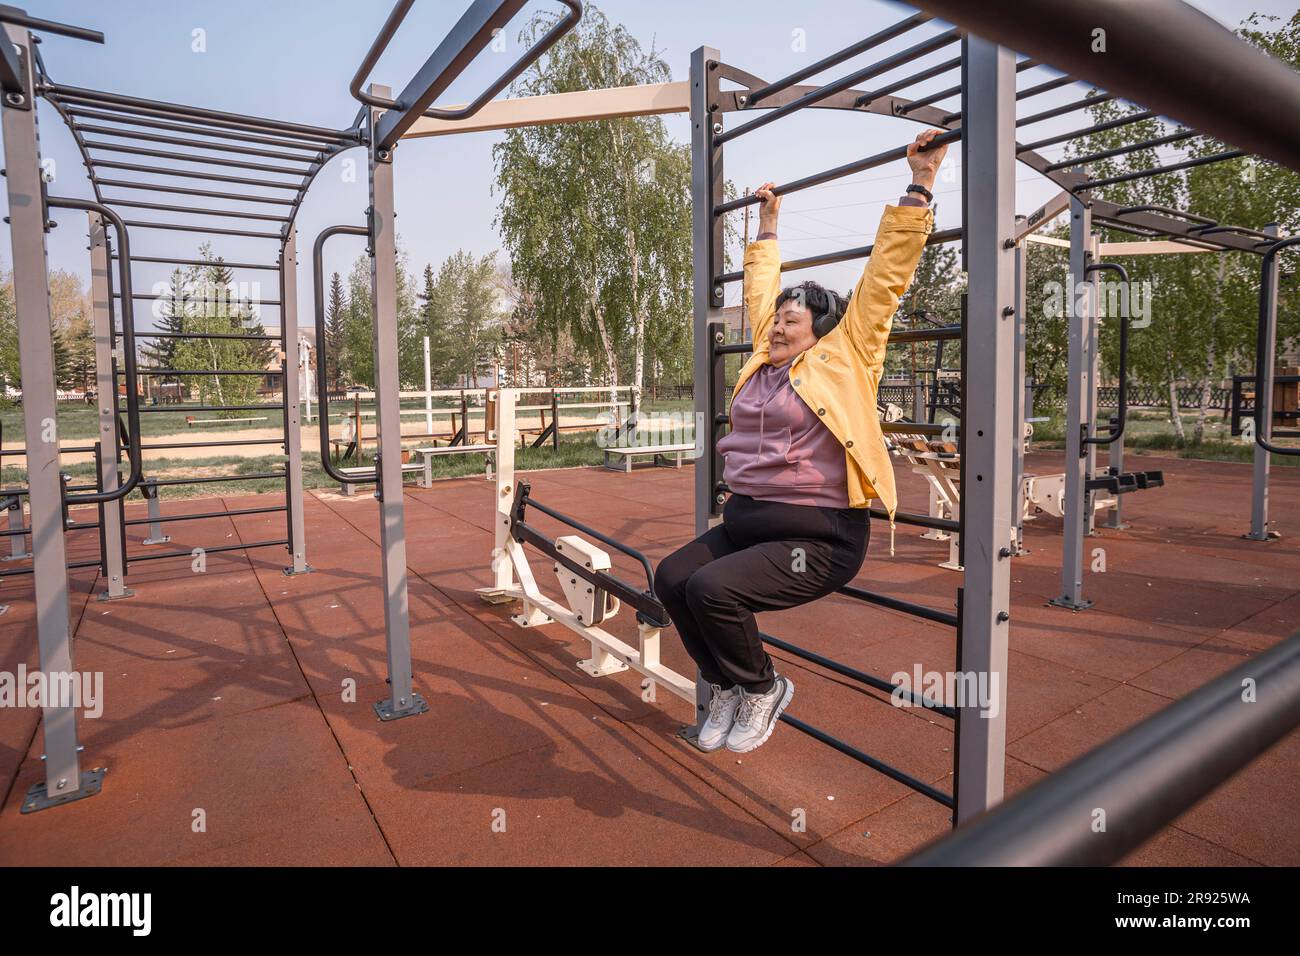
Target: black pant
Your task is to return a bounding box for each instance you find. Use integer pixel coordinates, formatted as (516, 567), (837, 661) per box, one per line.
(653, 494), (870, 694)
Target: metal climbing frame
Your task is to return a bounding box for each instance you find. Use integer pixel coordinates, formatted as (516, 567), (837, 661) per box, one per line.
(906, 0), (1299, 609)
(690, 14), (1024, 820)
(8, 17), (356, 596)
(1, 0), (584, 809)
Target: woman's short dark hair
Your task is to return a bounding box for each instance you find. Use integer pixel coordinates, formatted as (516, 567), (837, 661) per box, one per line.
(775, 280), (846, 334)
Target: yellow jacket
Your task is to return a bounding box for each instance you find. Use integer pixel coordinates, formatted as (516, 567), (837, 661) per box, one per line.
(734, 203), (935, 540)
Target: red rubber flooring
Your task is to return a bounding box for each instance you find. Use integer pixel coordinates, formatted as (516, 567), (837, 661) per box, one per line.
(0, 451), (1296, 866)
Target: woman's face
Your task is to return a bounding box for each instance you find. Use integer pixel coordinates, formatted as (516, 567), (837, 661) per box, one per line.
(769, 299), (818, 367)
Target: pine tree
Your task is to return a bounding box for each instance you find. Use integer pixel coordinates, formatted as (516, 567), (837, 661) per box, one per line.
(139, 267), (188, 382)
(324, 271), (346, 394)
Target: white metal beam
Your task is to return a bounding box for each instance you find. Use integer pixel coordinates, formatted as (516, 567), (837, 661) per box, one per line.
(401, 81), (689, 138)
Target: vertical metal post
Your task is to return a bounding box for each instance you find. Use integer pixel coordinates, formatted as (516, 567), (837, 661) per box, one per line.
(367, 84), (425, 721)
(1246, 223), (1280, 540)
(281, 230), (310, 575)
(89, 212), (130, 599)
(3, 21), (102, 810)
(689, 45), (725, 738)
(1084, 233), (1101, 536)
(1010, 224), (1028, 555)
(141, 478), (169, 545)
(954, 37), (1014, 822)
(1051, 195), (1094, 610)
(423, 335), (434, 434)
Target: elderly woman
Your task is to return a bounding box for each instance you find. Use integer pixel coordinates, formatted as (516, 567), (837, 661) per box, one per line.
(654, 128), (946, 754)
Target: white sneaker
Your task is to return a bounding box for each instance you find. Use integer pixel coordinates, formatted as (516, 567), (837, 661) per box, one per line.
(726, 676), (794, 753)
(697, 684), (741, 752)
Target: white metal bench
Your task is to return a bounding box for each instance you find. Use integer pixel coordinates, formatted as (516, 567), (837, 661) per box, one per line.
(413, 444), (496, 484)
(602, 442), (695, 473)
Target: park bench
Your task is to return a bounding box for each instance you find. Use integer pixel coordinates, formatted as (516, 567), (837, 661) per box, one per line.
(602, 442), (695, 473)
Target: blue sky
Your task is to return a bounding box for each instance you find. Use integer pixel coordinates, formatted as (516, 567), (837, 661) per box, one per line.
(5, 0), (1293, 329)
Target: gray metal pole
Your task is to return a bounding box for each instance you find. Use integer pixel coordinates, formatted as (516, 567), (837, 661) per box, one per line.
(1084, 233), (1100, 536)
(1010, 223), (1028, 555)
(367, 84), (425, 721)
(89, 212), (130, 599)
(1051, 195), (1094, 610)
(954, 37), (1014, 822)
(1246, 223), (1280, 541)
(688, 46), (725, 740)
(281, 229), (311, 574)
(2, 21), (102, 810)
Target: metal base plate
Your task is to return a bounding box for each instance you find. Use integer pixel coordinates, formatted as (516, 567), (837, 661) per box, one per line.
(142, 536), (171, 545)
(1048, 595), (1094, 611)
(676, 724), (711, 752)
(22, 767), (106, 813)
(373, 691), (429, 722)
(97, 587), (135, 602)
(577, 657), (629, 678)
(282, 564), (314, 577)
(1242, 530), (1282, 541)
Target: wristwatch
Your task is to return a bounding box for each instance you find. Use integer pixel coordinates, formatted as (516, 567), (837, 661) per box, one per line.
(905, 183), (934, 203)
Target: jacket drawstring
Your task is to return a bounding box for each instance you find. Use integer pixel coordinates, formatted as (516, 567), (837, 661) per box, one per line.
(889, 516), (896, 557)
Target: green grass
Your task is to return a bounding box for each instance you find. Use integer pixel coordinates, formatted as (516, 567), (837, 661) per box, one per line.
(1030, 407), (1300, 467)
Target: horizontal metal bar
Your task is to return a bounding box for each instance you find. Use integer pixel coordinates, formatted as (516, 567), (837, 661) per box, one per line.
(1043, 129), (1197, 172)
(904, 631), (1300, 866)
(839, 583), (959, 628)
(1188, 222), (1275, 241)
(115, 293), (283, 308)
(102, 198), (291, 223)
(717, 28), (962, 145)
(0, 444), (99, 457)
(123, 504), (286, 527)
(125, 368), (280, 376)
(135, 403), (285, 414)
(751, 11), (935, 106)
(1, 10), (105, 42)
(0, 557), (103, 578)
(1017, 109), (1156, 153)
(1016, 91), (1116, 127)
(120, 219), (283, 239)
(130, 330), (281, 340)
(73, 124), (325, 163)
(1074, 149), (1245, 191)
(780, 714), (954, 808)
(889, 325), (961, 344)
(65, 107), (333, 152)
(96, 178), (299, 206)
(868, 507), (960, 533)
(715, 128), (961, 215)
(716, 227), (965, 283)
(83, 140), (315, 176)
(92, 160), (304, 191)
(128, 538), (289, 563)
(44, 83), (353, 142)
(854, 55), (962, 108)
(144, 471), (287, 487)
(112, 254), (281, 270)
(138, 438), (284, 451)
(897, 55), (1041, 114)
(762, 629), (956, 715)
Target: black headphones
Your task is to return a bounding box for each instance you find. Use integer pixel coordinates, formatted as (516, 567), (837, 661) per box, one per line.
(812, 291), (845, 338)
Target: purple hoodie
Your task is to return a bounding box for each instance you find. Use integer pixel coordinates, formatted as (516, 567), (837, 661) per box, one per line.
(718, 360), (849, 508)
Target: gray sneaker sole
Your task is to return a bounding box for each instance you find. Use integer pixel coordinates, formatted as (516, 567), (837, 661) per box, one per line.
(726, 677), (794, 754)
